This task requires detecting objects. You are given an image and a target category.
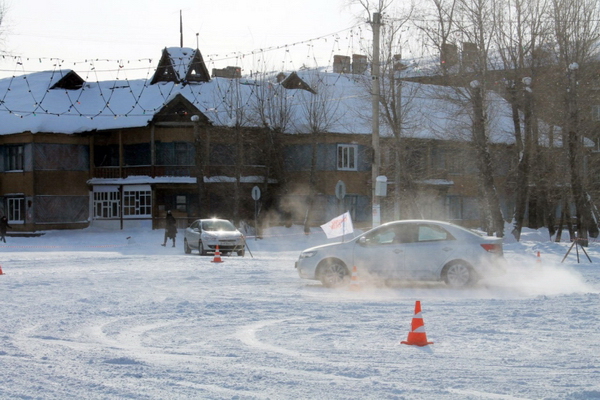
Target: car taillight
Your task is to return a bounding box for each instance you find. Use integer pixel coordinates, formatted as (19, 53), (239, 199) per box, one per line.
(481, 243), (502, 253)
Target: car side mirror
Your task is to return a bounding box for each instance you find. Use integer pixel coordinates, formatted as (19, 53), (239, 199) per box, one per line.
(358, 236), (367, 246)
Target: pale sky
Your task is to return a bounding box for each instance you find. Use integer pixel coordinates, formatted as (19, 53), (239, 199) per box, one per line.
(1, 0), (368, 79)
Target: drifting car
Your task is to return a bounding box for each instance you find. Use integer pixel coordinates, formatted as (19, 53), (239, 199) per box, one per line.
(295, 220), (505, 288)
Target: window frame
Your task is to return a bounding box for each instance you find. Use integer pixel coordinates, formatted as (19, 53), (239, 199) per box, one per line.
(592, 104), (600, 122)
(123, 188), (152, 217)
(5, 144), (24, 171)
(6, 196), (25, 224)
(337, 144), (358, 171)
(93, 190), (121, 219)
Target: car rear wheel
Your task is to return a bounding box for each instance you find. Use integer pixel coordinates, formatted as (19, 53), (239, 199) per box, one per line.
(443, 261), (475, 287)
(237, 250), (245, 257)
(184, 239), (191, 254)
(318, 259), (350, 288)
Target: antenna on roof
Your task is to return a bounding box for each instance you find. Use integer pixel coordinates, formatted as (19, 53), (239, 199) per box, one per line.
(180, 10), (183, 48)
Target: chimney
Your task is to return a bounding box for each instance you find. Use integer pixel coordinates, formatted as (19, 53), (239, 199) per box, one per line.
(333, 55), (351, 74)
(352, 54), (368, 74)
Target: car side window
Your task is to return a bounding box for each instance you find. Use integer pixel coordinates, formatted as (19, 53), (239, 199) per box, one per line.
(364, 226), (397, 245)
(393, 225), (416, 243)
(417, 225), (454, 242)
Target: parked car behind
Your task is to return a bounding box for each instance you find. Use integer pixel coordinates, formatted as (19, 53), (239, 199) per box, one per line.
(184, 218), (245, 256)
(295, 220), (505, 288)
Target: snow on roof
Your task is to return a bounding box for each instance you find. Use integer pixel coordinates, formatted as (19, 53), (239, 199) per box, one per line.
(0, 61), (529, 145)
(88, 176), (197, 185)
(164, 47), (197, 82)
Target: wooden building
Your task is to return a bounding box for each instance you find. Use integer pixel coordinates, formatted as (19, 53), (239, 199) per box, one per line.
(0, 47), (523, 232)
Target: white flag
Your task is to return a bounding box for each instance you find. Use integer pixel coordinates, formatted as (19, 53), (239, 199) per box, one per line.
(321, 211), (354, 239)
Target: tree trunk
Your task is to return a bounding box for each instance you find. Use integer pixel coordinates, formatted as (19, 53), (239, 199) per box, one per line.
(471, 84), (504, 237)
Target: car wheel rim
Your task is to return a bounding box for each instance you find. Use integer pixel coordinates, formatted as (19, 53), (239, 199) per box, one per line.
(324, 263), (347, 286)
(447, 264), (470, 287)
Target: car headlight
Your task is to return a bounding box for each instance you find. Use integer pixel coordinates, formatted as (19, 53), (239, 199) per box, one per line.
(299, 250), (317, 259)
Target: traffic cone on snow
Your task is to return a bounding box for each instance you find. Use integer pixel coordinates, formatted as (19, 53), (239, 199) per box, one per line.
(401, 301), (433, 346)
(349, 266), (361, 291)
(0, 265), (4, 275)
(536, 251), (542, 268)
(211, 245), (224, 263)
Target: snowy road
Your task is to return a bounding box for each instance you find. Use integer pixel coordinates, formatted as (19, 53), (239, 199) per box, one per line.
(1, 227), (599, 399)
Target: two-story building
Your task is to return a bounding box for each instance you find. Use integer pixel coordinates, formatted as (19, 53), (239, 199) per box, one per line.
(0, 46), (524, 232)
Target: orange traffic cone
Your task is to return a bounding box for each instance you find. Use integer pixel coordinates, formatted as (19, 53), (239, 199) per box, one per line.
(0, 265), (4, 275)
(211, 245), (224, 263)
(401, 301), (433, 346)
(349, 266), (361, 291)
(536, 251), (542, 268)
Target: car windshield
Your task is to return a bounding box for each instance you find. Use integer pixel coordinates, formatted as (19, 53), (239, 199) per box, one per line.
(202, 220), (236, 232)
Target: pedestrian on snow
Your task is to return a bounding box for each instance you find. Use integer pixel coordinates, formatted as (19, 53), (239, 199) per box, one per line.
(0, 215), (11, 243)
(162, 210), (177, 247)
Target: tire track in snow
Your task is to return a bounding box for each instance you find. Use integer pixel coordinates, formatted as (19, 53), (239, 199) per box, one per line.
(234, 318), (326, 363)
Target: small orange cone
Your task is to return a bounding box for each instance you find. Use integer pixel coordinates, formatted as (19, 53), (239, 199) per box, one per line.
(211, 245), (224, 263)
(536, 251), (542, 268)
(349, 266), (361, 291)
(401, 301), (433, 346)
(0, 265), (4, 275)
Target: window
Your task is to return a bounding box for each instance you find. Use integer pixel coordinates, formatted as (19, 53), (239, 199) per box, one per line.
(174, 142), (194, 165)
(6, 197), (25, 223)
(176, 195), (187, 212)
(5, 145), (24, 171)
(93, 191), (120, 219)
(417, 224), (454, 242)
(123, 189), (152, 217)
(337, 144), (357, 171)
(447, 196), (463, 220)
(592, 105), (600, 122)
(446, 149), (464, 174)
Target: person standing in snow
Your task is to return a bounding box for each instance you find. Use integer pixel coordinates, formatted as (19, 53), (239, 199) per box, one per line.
(0, 215), (11, 243)
(162, 210), (177, 247)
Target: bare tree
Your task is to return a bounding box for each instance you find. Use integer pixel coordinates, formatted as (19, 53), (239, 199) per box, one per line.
(291, 71), (342, 233)
(549, 0), (600, 245)
(210, 78), (251, 224)
(246, 70), (294, 229)
(492, 0), (552, 240)
(419, 0), (505, 236)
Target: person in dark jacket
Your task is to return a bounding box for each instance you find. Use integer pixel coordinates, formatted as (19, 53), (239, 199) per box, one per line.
(162, 210), (177, 247)
(0, 215), (11, 243)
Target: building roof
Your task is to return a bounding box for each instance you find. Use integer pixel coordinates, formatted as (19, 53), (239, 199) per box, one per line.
(0, 48), (538, 145)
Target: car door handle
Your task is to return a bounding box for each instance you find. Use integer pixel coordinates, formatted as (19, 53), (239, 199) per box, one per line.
(394, 249), (403, 254)
(442, 247), (453, 252)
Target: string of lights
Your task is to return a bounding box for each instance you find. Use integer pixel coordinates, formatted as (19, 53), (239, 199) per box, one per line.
(0, 24), (375, 121)
(0, 21), (511, 125)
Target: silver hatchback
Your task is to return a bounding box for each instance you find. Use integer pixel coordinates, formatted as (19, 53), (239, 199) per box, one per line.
(184, 219), (246, 256)
(295, 220), (505, 288)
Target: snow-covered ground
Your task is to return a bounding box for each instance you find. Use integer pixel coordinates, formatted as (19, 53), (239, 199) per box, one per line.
(1, 224), (599, 400)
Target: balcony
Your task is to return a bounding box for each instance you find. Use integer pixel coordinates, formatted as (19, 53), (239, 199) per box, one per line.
(93, 165), (194, 179)
(92, 165), (269, 180)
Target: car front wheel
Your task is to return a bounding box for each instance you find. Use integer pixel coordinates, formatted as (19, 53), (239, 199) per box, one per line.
(318, 259), (349, 288)
(184, 239), (191, 254)
(198, 240), (207, 256)
(443, 261), (475, 287)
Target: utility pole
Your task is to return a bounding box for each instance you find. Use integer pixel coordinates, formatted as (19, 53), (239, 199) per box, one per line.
(371, 12), (382, 228)
(180, 10), (183, 48)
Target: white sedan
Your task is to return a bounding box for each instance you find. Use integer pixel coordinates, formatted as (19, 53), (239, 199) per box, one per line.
(184, 219), (246, 256)
(295, 220), (505, 288)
